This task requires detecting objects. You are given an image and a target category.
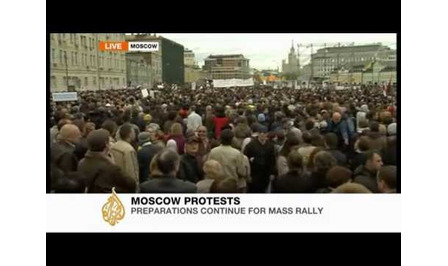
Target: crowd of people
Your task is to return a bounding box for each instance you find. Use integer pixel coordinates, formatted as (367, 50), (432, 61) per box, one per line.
(49, 83), (398, 193)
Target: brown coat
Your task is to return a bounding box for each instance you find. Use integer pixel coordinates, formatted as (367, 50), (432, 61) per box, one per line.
(366, 132), (387, 152)
(78, 151), (136, 193)
(110, 140), (139, 183)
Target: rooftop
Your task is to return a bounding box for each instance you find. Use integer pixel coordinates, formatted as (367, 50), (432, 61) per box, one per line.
(206, 54), (247, 59)
(316, 44), (391, 54)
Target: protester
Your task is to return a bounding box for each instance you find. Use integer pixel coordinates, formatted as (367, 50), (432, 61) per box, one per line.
(324, 133), (347, 166)
(78, 129), (136, 193)
(332, 183), (371, 193)
(74, 121), (95, 161)
(208, 129), (249, 191)
(187, 105), (202, 131)
(298, 131), (316, 166)
(244, 125), (276, 193)
(366, 121), (386, 152)
(272, 150), (313, 193)
(378, 165), (397, 193)
(319, 166), (353, 193)
(327, 112), (349, 150)
(351, 136), (370, 171)
(139, 149), (197, 193)
(276, 132), (301, 176)
(110, 123), (139, 183)
(178, 135), (203, 183)
(212, 106), (229, 140)
(310, 151), (337, 192)
(137, 132), (163, 183)
(167, 122), (186, 154)
(196, 160), (224, 193)
(196, 125), (211, 165)
(101, 119), (118, 147)
(51, 124), (81, 174)
(50, 84), (397, 194)
(353, 150), (384, 193)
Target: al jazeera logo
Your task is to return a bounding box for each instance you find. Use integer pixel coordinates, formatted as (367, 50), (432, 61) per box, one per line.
(102, 187), (125, 226)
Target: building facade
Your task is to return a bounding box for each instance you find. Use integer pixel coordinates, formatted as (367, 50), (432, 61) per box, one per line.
(126, 53), (152, 87)
(362, 60), (397, 85)
(184, 49), (201, 83)
(125, 34), (162, 85)
(184, 49), (195, 66)
(50, 33), (127, 91)
(329, 60), (396, 85)
(203, 54), (250, 79)
(282, 41), (300, 80)
(310, 44), (396, 80)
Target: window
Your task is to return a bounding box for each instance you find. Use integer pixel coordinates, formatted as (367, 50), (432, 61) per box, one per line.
(52, 49), (56, 63)
(93, 77), (97, 85)
(84, 77), (88, 86)
(75, 52), (78, 65)
(51, 76), (57, 88)
(63, 51), (67, 64)
(70, 34), (73, 43)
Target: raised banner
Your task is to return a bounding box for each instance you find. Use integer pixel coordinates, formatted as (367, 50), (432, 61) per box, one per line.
(52, 92), (78, 102)
(213, 78), (254, 88)
(141, 89), (149, 98)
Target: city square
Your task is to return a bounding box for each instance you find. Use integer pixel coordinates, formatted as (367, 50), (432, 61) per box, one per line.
(49, 33), (397, 194)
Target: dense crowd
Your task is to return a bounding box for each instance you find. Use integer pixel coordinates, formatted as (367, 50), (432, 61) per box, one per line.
(50, 83), (398, 193)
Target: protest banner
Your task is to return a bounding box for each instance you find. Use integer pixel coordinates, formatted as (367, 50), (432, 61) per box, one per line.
(52, 92), (78, 102)
(141, 89), (149, 98)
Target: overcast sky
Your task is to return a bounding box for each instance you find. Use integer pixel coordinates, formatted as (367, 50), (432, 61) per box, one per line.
(157, 33), (396, 70)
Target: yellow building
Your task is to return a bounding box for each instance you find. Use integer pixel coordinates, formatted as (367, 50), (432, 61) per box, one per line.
(50, 33), (127, 91)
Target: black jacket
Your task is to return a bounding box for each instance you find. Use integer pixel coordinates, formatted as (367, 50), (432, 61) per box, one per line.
(353, 165), (378, 193)
(272, 171), (314, 193)
(244, 138), (276, 193)
(51, 141), (78, 173)
(328, 149), (347, 166)
(140, 175), (197, 193)
(310, 170), (329, 192)
(178, 153), (203, 184)
(137, 143), (164, 183)
(131, 116), (146, 132)
(382, 136), (397, 166)
(351, 152), (367, 171)
(74, 137), (88, 161)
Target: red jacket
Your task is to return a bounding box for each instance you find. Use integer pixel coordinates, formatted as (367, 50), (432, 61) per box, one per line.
(213, 117), (229, 140)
